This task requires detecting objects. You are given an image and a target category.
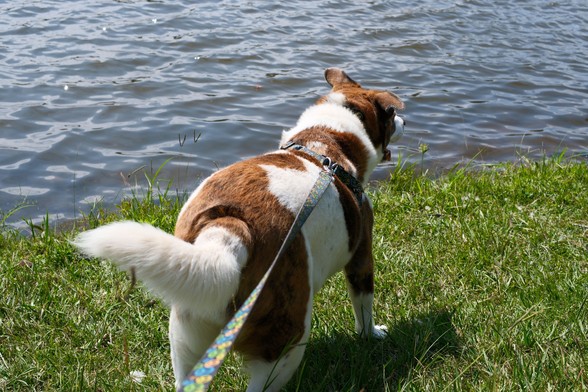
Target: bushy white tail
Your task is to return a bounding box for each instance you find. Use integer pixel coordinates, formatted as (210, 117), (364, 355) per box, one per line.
(73, 221), (248, 317)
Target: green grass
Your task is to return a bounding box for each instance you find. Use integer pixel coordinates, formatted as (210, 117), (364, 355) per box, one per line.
(1, 156), (587, 391)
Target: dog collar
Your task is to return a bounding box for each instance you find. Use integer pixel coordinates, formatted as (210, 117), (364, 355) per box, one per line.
(281, 141), (365, 206)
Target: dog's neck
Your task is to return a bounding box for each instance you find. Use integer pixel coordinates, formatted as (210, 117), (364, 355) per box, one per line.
(280, 103), (382, 185)
(280, 141), (365, 205)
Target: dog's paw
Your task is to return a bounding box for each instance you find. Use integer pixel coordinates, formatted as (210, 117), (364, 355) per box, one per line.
(372, 324), (388, 339)
(358, 324), (389, 339)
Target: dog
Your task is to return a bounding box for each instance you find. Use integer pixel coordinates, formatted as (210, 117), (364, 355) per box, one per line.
(73, 68), (405, 391)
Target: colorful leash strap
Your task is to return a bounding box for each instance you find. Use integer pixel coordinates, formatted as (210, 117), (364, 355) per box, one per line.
(178, 169), (334, 392)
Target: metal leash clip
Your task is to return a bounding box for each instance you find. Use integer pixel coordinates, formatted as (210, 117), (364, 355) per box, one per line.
(321, 157), (335, 173)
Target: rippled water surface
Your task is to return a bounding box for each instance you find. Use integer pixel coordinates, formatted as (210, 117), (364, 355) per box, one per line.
(1, 0), (587, 226)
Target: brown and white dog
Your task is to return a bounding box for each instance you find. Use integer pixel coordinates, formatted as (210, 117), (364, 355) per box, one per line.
(74, 68), (405, 391)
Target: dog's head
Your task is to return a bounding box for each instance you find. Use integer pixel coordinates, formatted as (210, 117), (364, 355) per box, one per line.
(320, 67), (405, 162)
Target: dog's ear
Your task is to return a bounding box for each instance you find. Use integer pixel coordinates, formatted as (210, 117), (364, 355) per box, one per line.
(325, 68), (360, 87)
(375, 91), (405, 117)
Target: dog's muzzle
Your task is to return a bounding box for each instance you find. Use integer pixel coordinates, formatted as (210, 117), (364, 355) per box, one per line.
(389, 115), (405, 144)
(383, 115), (405, 162)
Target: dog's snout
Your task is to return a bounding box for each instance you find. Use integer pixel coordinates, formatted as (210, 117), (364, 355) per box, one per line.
(389, 115), (405, 144)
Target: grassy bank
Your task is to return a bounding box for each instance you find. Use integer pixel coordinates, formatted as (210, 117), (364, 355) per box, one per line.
(1, 157), (587, 391)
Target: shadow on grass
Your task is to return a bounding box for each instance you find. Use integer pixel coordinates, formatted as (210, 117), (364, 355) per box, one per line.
(288, 309), (460, 391)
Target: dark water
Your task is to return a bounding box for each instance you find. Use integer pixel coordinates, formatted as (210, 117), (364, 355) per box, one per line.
(1, 0), (587, 227)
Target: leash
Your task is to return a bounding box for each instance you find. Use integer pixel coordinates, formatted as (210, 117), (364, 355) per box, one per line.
(178, 165), (336, 392)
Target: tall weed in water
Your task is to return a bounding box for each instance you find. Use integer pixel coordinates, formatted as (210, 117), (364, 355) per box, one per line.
(0, 202), (32, 227)
(116, 158), (186, 233)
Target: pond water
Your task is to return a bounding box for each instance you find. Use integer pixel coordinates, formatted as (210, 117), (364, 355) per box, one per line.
(1, 0), (587, 227)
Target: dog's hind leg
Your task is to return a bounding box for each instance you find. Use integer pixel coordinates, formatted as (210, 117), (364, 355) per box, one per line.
(169, 306), (221, 390)
(244, 318), (311, 392)
(245, 278), (313, 392)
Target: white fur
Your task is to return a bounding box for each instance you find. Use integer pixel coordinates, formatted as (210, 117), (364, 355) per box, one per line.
(324, 91), (346, 105)
(347, 289), (387, 338)
(390, 115), (405, 143)
(260, 160), (352, 290)
(259, 158), (319, 215)
(169, 308), (221, 387)
(280, 102), (381, 185)
(305, 140), (327, 152)
(73, 221), (247, 323)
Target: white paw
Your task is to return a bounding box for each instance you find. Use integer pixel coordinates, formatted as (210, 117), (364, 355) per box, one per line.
(372, 324), (388, 339)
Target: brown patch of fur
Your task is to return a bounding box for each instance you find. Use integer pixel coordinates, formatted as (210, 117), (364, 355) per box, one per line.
(344, 201), (375, 294)
(234, 233), (310, 361)
(174, 205), (250, 245)
(289, 126), (370, 183)
(175, 153), (306, 244)
(335, 178), (362, 252)
(174, 153), (310, 361)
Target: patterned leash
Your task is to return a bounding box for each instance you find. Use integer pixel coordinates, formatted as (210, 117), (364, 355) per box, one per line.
(178, 168), (335, 392)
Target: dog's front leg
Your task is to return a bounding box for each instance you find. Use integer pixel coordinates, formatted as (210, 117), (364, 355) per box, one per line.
(344, 262), (388, 339)
(344, 207), (388, 339)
